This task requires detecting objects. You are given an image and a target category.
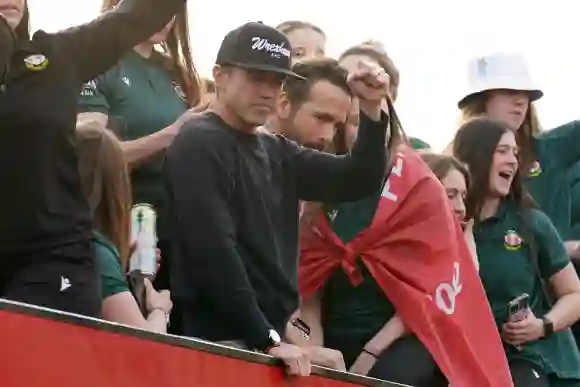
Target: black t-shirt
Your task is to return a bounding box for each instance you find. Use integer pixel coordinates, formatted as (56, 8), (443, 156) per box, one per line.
(164, 111), (388, 348)
(0, 0), (185, 255)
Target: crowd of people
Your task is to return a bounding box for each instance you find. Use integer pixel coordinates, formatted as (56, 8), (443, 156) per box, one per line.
(3, 1), (580, 386)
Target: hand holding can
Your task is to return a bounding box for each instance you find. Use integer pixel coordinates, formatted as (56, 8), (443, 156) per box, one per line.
(130, 204), (158, 277)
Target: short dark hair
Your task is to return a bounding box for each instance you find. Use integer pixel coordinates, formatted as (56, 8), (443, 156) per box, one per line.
(276, 20), (325, 37)
(282, 57), (351, 107)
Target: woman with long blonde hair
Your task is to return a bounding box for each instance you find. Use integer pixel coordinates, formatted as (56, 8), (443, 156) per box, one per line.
(276, 20), (326, 64)
(78, 0), (204, 293)
(76, 121), (172, 333)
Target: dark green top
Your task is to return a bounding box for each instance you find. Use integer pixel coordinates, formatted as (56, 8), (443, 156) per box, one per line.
(78, 50), (188, 209)
(525, 121), (580, 240)
(321, 186), (396, 351)
(409, 137), (431, 150)
(93, 231), (130, 299)
(568, 161), (580, 240)
(474, 200), (580, 379)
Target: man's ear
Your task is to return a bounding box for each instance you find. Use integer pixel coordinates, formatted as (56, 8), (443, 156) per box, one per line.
(212, 65), (227, 91)
(277, 92), (292, 119)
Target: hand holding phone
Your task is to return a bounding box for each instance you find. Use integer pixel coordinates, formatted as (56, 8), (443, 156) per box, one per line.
(508, 293), (530, 322)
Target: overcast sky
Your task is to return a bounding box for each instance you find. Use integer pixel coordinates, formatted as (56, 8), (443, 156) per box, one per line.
(28, 0), (580, 150)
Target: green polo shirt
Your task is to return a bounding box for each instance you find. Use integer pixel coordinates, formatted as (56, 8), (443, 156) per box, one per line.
(321, 185), (396, 363)
(525, 121), (580, 240)
(93, 231), (130, 299)
(409, 137), (431, 150)
(78, 50), (188, 210)
(474, 200), (580, 380)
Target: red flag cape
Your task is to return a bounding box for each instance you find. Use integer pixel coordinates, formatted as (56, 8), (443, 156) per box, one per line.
(300, 146), (513, 387)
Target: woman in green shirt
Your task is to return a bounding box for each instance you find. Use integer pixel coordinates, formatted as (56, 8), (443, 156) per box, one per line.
(77, 0), (204, 291)
(451, 52), (580, 259)
(453, 117), (580, 387)
(76, 120), (172, 333)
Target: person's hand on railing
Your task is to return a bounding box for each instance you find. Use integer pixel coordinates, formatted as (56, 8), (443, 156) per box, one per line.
(304, 346), (346, 371)
(267, 343), (311, 376)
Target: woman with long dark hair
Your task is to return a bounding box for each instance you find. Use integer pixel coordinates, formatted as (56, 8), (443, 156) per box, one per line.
(420, 152), (478, 269)
(0, 0), (186, 317)
(453, 118), (580, 387)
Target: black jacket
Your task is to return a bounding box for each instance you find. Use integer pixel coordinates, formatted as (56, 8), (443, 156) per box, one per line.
(0, 0), (186, 254)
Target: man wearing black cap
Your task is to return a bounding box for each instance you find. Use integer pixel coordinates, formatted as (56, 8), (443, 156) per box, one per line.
(164, 21), (390, 376)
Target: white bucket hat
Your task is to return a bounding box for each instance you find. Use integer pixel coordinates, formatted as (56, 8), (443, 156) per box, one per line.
(458, 52), (543, 108)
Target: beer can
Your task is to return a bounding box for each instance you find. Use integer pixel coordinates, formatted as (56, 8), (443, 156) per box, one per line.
(129, 203), (158, 277)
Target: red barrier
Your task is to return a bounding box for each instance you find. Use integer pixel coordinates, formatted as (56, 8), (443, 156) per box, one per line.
(0, 300), (400, 387)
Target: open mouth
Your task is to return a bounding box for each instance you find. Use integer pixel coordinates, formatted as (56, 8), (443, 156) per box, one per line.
(498, 170), (514, 182)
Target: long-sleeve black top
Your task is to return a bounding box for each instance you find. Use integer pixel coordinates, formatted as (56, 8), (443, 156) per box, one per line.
(0, 0), (185, 254)
(164, 111), (388, 348)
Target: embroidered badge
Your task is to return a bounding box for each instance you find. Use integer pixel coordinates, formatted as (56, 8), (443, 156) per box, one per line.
(24, 54), (49, 71)
(504, 230), (523, 251)
(80, 80), (97, 97)
(527, 160), (542, 177)
(326, 209), (338, 223)
(172, 80), (187, 101)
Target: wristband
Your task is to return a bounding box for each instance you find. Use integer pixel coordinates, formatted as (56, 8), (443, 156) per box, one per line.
(362, 348), (379, 359)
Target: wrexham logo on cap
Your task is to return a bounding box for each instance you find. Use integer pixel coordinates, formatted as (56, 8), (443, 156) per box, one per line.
(504, 230), (523, 251)
(251, 37), (290, 59)
(527, 160), (542, 177)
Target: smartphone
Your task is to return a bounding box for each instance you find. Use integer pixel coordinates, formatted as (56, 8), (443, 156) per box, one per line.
(507, 293), (530, 322)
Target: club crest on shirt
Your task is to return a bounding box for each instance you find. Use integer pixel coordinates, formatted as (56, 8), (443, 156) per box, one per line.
(527, 160), (542, 177)
(80, 80), (97, 97)
(504, 230), (523, 251)
(24, 54), (49, 71)
(327, 209), (338, 223)
(172, 80), (187, 101)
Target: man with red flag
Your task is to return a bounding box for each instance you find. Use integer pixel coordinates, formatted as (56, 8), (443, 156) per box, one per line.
(298, 144), (513, 387)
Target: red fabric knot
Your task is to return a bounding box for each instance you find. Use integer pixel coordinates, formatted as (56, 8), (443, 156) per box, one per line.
(341, 245), (363, 286)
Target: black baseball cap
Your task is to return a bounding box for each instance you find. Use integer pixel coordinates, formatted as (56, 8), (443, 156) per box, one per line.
(216, 22), (304, 79)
